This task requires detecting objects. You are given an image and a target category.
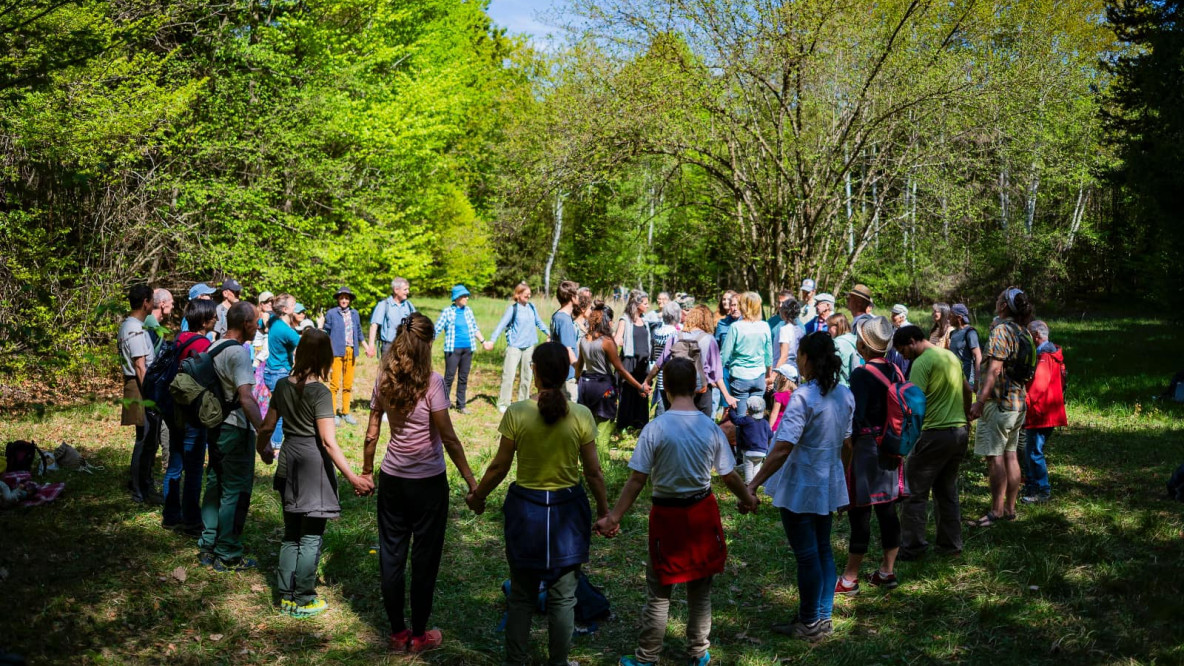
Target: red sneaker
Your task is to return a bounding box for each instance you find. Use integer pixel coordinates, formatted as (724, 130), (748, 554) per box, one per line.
(834, 575), (860, 596)
(410, 629), (443, 653)
(388, 629), (412, 652)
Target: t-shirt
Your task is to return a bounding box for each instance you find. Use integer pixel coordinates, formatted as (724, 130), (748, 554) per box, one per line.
(629, 410), (735, 498)
(270, 379), (334, 438)
(373, 373), (449, 479)
(721, 320), (772, 380)
(772, 390), (791, 431)
(266, 317), (302, 374)
(909, 346), (967, 430)
(949, 327), (980, 387)
(453, 306), (472, 350)
(118, 316), (154, 377)
(550, 310), (578, 380)
(777, 323), (804, 364)
(211, 339), (255, 429)
(499, 401), (596, 491)
(834, 332), (862, 386)
(177, 331), (211, 362)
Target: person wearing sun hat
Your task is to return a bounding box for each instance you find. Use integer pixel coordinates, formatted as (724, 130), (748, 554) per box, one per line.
(323, 286), (370, 426)
(846, 284), (874, 330)
(434, 284), (487, 414)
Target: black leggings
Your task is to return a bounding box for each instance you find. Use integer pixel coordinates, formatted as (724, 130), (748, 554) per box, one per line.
(847, 502), (901, 555)
(377, 472), (449, 636)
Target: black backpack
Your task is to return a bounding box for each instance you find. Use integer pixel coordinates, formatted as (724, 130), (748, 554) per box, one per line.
(142, 336), (204, 422)
(5, 440), (41, 473)
(1002, 321), (1038, 385)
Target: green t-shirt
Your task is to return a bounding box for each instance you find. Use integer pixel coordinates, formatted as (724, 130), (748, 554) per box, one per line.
(270, 379), (335, 438)
(498, 400), (596, 491)
(909, 346), (968, 430)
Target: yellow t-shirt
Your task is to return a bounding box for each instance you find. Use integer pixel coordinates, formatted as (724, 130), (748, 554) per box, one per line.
(498, 400), (596, 491)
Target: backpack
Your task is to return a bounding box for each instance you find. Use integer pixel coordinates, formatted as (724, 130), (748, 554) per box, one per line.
(5, 440), (42, 474)
(669, 330), (709, 393)
(863, 361), (927, 457)
(508, 302), (538, 336)
(169, 340), (243, 429)
(142, 336), (204, 422)
(1001, 321), (1038, 385)
(500, 570), (612, 624)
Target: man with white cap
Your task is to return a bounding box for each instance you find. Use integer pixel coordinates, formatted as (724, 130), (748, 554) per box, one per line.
(804, 293), (834, 334)
(890, 304), (911, 329)
(796, 279), (817, 326)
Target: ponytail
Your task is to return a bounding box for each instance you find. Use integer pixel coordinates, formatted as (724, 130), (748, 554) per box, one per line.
(532, 342), (571, 425)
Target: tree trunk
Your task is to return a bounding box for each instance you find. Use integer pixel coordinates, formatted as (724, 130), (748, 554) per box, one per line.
(1066, 185), (1088, 251)
(999, 166), (1009, 230)
(544, 192), (563, 300)
(1024, 170), (1039, 235)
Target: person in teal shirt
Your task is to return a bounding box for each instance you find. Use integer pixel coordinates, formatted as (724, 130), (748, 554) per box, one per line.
(264, 294), (301, 446)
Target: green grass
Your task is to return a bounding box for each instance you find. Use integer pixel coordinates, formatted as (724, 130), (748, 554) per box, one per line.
(2, 304), (1183, 665)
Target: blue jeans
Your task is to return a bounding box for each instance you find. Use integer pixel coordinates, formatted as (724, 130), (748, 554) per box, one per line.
(729, 375), (766, 416)
(779, 509), (836, 624)
(1023, 428), (1053, 496)
(162, 425), (208, 526)
(263, 368), (288, 446)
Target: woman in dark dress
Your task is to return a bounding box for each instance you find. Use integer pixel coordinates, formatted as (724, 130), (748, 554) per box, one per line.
(612, 289), (652, 431)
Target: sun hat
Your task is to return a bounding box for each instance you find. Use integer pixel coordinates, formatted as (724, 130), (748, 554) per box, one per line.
(745, 396), (766, 417)
(856, 315), (894, 354)
(814, 293), (835, 305)
(775, 364), (800, 382)
(800, 278), (816, 293)
(952, 303), (971, 323)
(848, 283), (873, 304)
(333, 286), (355, 301)
(450, 284), (471, 301)
(293, 303), (306, 314)
(219, 278), (242, 293)
(188, 283), (216, 300)
(891, 304), (909, 316)
(257, 291), (274, 304)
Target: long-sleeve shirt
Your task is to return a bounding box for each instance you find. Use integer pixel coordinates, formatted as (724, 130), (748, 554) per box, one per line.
(434, 305), (482, 353)
(655, 330), (724, 385)
(721, 320), (773, 380)
(490, 302), (549, 349)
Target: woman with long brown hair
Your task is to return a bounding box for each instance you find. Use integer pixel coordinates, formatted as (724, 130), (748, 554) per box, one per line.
(577, 301), (650, 447)
(257, 328), (373, 618)
(613, 289), (653, 431)
(929, 302), (953, 349)
(362, 312), (479, 653)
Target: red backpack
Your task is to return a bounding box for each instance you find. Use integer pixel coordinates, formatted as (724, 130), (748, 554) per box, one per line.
(863, 361), (927, 457)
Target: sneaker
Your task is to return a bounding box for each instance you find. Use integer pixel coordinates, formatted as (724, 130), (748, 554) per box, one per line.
(687, 652), (711, 666)
(409, 629), (443, 653)
(334, 415), (342, 426)
(454, 406), (470, 415)
(771, 616), (831, 642)
(1021, 494), (1051, 504)
(342, 413), (358, 426)
(279, 599), (296, 616)
(212, 557), (257, 573)
(387, 629), (412, 652)
(498, 406), (508, 414)
(619, 658), (656, 666)
(835, 575), (861, 596)
(867, 570), (899, 590)
(197, 551), (216, 567)
(292, 598), (329, 618)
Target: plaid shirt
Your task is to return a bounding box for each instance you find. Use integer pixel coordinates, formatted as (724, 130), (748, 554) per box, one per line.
(434, 305), (483, 353)
(984, 318), (1028, 411)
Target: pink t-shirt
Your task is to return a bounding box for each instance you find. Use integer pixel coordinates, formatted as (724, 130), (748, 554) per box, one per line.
(373, 373), (449, 479)
(772, 390), (792, 432)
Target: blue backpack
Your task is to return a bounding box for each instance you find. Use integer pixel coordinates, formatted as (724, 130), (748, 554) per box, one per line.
(142, 336), (203, 424)
(863, 361), (927, 457)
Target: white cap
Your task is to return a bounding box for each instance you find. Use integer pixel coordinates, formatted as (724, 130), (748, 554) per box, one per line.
(257, 291), (274, 303)
(891, 304), (908, 316)
(815, 292), (835, 305)
(800, 278), (816, 292)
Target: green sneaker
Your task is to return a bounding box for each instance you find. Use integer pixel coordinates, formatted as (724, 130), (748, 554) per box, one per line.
(292, 598), (329, 618)
(619, 657), (656, 666)
(279, 599), (296, 616)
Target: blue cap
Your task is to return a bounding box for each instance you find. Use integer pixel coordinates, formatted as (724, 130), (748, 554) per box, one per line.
(188, 283), (216, 300)
(294, 303), (306, 314)
(450, 284), (471, 301)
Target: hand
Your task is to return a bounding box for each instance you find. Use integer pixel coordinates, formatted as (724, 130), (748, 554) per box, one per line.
(594, 515), (620, 538)
(483, 340), (495, 352)
(738, 494), (760, 514)
(725, 394), (738, 410)
(351, 474), (375, 496)
(465, 492), (486, 515)
(257, 443), (275, 465)
(642, 380), (652, 395)
(366, 345), (377, 358)
(968, 401), (984, 421)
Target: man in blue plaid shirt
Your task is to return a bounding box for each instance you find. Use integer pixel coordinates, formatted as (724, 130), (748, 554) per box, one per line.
(435, 284), (487, 414)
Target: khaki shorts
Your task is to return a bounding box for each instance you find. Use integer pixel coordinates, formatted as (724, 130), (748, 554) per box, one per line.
(121, 376), (144, 426)
(974, 401), (1025, 457)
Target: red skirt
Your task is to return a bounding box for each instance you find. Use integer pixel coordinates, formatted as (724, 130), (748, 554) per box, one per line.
(648, 493), (727, 585)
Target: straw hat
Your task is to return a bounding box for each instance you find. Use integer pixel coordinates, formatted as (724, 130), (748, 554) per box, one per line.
(856, 315), (894, 354)
(848, 283), (874, 304)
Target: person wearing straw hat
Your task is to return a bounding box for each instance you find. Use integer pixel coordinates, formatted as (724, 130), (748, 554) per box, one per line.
(434, 284), (487, 414)
(324, 286), (370, 425)
(846, 284), (875, 330)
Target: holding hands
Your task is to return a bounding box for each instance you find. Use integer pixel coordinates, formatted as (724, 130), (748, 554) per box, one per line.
(594, 513), (621, 538)
(349, 473), (375, 496)
(465, 491), (486, 515)
(482, 340), (495, 352)
(256, 441), (275, 465)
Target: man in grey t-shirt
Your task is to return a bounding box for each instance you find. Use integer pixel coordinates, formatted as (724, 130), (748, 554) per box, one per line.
(119, 284), (161, 504)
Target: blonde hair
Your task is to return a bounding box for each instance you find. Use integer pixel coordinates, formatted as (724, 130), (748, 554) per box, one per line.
(513, 282), (530, 297)
(738, 291), (762, 321)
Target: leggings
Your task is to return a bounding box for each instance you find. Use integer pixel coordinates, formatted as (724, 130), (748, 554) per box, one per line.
(846, 502), (901, 555)
(377, 472), (449, 636)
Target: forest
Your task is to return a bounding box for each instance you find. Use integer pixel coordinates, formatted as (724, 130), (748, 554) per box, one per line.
(1, 0), (1182, 372)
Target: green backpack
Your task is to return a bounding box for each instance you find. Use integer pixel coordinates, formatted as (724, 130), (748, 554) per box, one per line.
(169, 341), (242, 428)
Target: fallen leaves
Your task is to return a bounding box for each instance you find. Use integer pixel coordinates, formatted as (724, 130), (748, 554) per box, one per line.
(172, 566), (188, 583)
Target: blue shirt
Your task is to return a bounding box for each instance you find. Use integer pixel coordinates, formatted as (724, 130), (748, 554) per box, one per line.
(434, 305), (482, 353)
(491, 302), (549, 349)
(805, 316), (829, 335)
(266, 317), (301, 374)
(714, 314), (739, 349)
(370, 297), (416, 343)
(551, 310), (578, 380)
(767, 380), (853, 515)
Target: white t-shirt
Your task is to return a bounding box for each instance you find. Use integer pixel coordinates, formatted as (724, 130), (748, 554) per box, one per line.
(211, 339), (255, 430)
(118, 316), (155, 377)
(628, 410), (735, 498)
(778, 323), (804, 363)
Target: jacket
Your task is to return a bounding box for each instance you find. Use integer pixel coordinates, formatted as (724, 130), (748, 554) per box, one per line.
(323, 307), (364, 357)
(1025, 346), (1067, 429)
(728, 410), (773, 455)
(502, 482), (591, 572)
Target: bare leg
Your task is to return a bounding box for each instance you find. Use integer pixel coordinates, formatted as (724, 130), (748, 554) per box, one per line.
(987, 455), (1007, 517)
(1004, 451), (1022, 516)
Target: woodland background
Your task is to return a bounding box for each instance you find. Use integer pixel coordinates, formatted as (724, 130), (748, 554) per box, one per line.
(1, 0), (1182, 376)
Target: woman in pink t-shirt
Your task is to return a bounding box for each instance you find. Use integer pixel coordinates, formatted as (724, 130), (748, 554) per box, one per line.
(362, 313), (478, 654)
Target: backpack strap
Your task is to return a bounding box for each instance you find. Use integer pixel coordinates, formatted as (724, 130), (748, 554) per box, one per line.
(862, 360), (903, 389)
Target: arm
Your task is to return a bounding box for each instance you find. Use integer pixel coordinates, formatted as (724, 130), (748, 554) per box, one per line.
(367, 300), (385, 356)
(721, 469), (759, 513)
(578, 440), (609, 518)
(367, 323), (380, 357)
(963, 379), (975, 420)
(720, 326), (736, 368)
(605, 339), (647, 394)
(361, 407), (383, 479)
(430, 408), (478, 492)
(748, 439), (793, 492)
(490, 304), (513, 343)
(776, 341), (789, 369)
(970, 358), (1003, 419)
(613, 318), (626, 347)
(237, 383), (264, 431)
(468, 310), (486, 348)
(132, 355), (148, 389)
(596, 470), (648, 537)
(317, 416), (373, 494)
(574, 343), (585, 379)
(434, 310), (449, 337)
(255, 405), (280, 460)
(768, 400), (783, 429)
(534, 306), (549, 337)
(468, 435), (517, 513)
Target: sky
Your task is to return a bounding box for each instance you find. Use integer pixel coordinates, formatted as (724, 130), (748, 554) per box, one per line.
(486, 0), (569, 42)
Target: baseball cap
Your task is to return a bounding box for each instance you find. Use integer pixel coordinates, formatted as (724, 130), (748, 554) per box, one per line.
(257, 291), (274, 303)
(814, 292), (835, 305)
(891, 304), (909, 316)
(219, 278), (242, 293)
(952, 303), (971, 322)
(188, 283), (216, 300)
(293, 303), (306, 314)
(800, 278), (816, 293)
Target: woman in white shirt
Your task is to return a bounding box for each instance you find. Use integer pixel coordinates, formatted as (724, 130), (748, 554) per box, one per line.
(748, 331), (853, 643)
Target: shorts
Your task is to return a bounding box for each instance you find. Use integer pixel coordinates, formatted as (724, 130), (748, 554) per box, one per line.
(974, 401), (1025, 457)
(121, 376), (144, 426)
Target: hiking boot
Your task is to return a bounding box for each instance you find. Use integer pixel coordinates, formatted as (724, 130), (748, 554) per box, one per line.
(835, 575), (861, 596)
(1021, 494), (1051, 504)
(410, 629), (443, 653)
(292, 598), (328, 618)
(771, 616), (832, 642)
(618, 658), (656, 666)
(212, 557), (257, 573)
(867, 570), (899, 590)
(197, 551), (216, 567)
(342, 413), (358, 426)
(454, 406), (470, 415)
(387, 629), (412, 652)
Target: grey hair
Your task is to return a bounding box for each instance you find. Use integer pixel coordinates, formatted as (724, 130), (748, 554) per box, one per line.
(1028, 320), (1050, 340)
(273, 293), (295, 315)
(391, 277), (409, 291)
(745, 395), (766, 417)
(152, 288), (173, 307)
(624, 289), (649, 321)
(661, 301), (682, 325)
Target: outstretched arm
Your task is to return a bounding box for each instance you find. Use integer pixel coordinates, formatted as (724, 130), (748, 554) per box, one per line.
(469, 435), (517, 514)
(596, 470), (648, 537)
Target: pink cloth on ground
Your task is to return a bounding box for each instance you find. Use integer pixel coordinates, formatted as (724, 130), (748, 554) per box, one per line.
(2, 471), (65, 507)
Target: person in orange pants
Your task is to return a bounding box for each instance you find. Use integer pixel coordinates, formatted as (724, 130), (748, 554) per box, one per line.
(323, 286), (372, 425)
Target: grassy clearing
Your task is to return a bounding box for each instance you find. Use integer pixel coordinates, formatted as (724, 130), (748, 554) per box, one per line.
(1, 300), (1182, 665)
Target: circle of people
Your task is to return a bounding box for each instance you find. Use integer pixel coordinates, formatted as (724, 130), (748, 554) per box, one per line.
(115, 275), (1067, 663)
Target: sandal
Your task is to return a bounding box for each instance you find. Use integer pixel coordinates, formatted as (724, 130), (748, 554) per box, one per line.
(967, 512), (1001, 528)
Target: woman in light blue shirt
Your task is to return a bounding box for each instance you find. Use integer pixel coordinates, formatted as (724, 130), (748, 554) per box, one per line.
(721, 291), (773, 416)
(748, 331), (852, 642)
(486, 282), (550, 414)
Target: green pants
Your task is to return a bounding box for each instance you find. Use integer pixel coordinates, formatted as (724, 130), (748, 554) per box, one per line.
(504, 567), (578, 666)
(199, 424), (256, 563)
(278, 512), (326, 605)
(498, 345), (535, 410)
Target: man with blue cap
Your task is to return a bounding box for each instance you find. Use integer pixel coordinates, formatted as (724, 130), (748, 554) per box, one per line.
(434, 284), (487, 414)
